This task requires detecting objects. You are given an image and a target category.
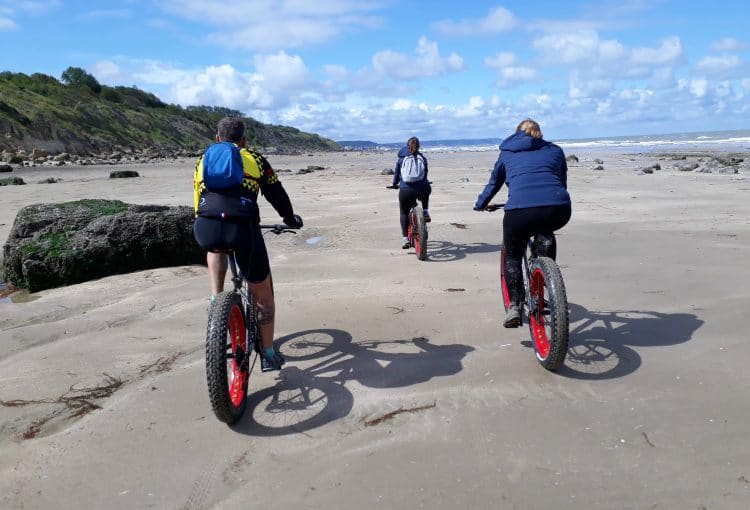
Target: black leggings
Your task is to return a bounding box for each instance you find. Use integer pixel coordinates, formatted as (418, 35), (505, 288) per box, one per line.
(503, 204), (571, 306)
(399, 188), (430, 237)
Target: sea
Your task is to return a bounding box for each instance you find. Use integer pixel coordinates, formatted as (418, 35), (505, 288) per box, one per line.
(340, 129), (750, 154)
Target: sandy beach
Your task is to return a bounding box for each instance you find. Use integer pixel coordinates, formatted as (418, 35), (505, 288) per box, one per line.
(1, 149), (750, 509)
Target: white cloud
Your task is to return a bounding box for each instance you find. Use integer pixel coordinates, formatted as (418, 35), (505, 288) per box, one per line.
(91, 60), (125, 83)
(252, 51), (310, 91)
(0, 16), (17, 29)
(498, 66), (536, 83)
(710, 37), (750, 51)
(115, 52), (313, 111)
(696, 55), (742, 74)
(569, 78), (613, 99)
(485, 52), (535, 86)
(689, 78), (708, 98)
(372, 37), (464, 80)
(392, 99), (412, 111)
(455, 96), (485, 117)
(485, 52), (516, 68)
(157, 0), (383, 51)
(133, 61), (191, 86)
(170, 64), (268, 109)
(598, 39), (626, 61)
(630, 36), (682, 65)
(0, 0), (60, 29)
(5, 1), (60, 14)
(432, 6), (517, 36)
(80, 9), (131, 20)
(534, 30), (602, 64)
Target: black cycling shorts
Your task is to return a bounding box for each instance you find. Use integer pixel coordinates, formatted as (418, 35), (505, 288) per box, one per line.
(193, 216), (270, 283)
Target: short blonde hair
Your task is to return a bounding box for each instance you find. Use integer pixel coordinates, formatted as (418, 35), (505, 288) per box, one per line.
(516, 118), (543, 139)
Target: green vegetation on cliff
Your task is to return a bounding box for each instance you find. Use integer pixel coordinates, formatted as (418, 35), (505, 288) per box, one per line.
(0, 68), (341, 155)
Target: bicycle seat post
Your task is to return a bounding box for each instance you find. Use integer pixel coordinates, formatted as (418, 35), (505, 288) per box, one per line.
(227, 252), (243, 290)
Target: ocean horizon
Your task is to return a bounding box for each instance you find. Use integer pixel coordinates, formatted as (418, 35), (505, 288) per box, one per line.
(339, 128), (750, 154)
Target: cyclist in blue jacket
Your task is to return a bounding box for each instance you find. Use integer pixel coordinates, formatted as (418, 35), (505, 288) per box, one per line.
(474, 119), (571, 328)
(390, 136), (432, 249)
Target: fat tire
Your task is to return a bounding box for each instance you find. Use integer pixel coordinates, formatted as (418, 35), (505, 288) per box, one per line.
(206, 291), (248, 424)
(528, 257), (569, 371)
(413, 205), (428, 261)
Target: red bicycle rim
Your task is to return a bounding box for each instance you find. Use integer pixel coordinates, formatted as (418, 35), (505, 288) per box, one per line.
(529, 268), (550, 359)
(228, 304), (247, 407)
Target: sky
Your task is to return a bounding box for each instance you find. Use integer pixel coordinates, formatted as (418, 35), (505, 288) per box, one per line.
(1, 0), (749, 143)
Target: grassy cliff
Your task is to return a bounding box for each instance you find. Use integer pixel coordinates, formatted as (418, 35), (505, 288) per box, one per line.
(0, 69), (340, 155)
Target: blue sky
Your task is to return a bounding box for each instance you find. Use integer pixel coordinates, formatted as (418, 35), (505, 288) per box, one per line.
(1, 0), (749, 142)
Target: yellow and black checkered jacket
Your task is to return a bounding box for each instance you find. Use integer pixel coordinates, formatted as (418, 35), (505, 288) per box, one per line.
(193, 144), (293, 222)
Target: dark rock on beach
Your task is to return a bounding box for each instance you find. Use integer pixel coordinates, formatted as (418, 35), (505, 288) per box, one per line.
(565, 154), (579, 163)
(0, 164), (12, 172)
(3, 199), (204, 292)
(109, 170), (139, 178)
(635, 163), (661, 175)
(0, 176), (25, 186)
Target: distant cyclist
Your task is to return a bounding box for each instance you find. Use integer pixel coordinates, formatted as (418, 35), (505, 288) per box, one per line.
(474, 119), (571, 328)
(389, 136), (432, 249)
(193, 117), (303, 371)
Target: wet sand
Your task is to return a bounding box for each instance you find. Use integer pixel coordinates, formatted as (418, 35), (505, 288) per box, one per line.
(1, 149), (750, 509)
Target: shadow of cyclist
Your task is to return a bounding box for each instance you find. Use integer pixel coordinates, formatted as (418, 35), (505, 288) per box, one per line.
(521, 303), (703, 380)
(426, 239), (501, 262)
(233, 329), (473, 436)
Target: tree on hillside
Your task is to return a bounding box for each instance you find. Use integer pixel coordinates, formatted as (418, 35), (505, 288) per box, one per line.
(61, 66), (102, 94)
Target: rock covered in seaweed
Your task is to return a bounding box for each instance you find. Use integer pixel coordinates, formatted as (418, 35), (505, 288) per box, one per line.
(3, 199), (204, 292)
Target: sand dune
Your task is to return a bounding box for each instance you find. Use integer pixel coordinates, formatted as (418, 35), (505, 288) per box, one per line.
(2, 150), (750, 509)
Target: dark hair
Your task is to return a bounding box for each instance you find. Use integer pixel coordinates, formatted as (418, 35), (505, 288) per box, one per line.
(407, 136), (420, 152)
(216, 117), (245, 143)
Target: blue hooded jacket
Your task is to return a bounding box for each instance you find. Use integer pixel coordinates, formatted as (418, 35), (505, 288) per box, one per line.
(475, 132), (570, 211)
(392, 146), (431, 194)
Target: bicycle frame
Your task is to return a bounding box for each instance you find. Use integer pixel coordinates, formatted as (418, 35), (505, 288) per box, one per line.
(226, 253), (261, 371)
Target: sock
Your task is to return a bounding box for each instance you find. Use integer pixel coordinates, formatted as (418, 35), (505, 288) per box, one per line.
(210, 295), (216, 304)
(424, 209), (430, 215)
(264, 346), (276, 359)
(403, 236), (409, 244)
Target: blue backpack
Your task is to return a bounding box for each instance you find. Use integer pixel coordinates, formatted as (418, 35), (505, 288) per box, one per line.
(202, 141), (244, 190)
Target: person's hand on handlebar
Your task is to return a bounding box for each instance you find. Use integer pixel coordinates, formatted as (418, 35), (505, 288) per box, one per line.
(283, 214), (304, 229)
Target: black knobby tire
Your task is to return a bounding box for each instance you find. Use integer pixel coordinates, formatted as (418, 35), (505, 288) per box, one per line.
(528, 256), (569, 371)
(206, 291), (249, 424)
(412, 205), (428, 261)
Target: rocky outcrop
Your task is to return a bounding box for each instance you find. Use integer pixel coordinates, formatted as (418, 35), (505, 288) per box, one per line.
(3, 200), (204, 292)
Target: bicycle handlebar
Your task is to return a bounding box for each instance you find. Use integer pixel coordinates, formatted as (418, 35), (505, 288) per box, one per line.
(259, 224), (300, 235)
(483, 203), (505, 212)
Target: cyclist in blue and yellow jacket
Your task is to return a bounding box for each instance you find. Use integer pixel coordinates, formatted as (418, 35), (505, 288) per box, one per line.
(193, 117), (302, 371)
(474, 119), (571, 328)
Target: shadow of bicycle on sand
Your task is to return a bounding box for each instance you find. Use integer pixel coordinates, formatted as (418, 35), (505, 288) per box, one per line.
(232, 329), (473, 436)
(424, 239), (501, 262)
(521, 303), (703, 380)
